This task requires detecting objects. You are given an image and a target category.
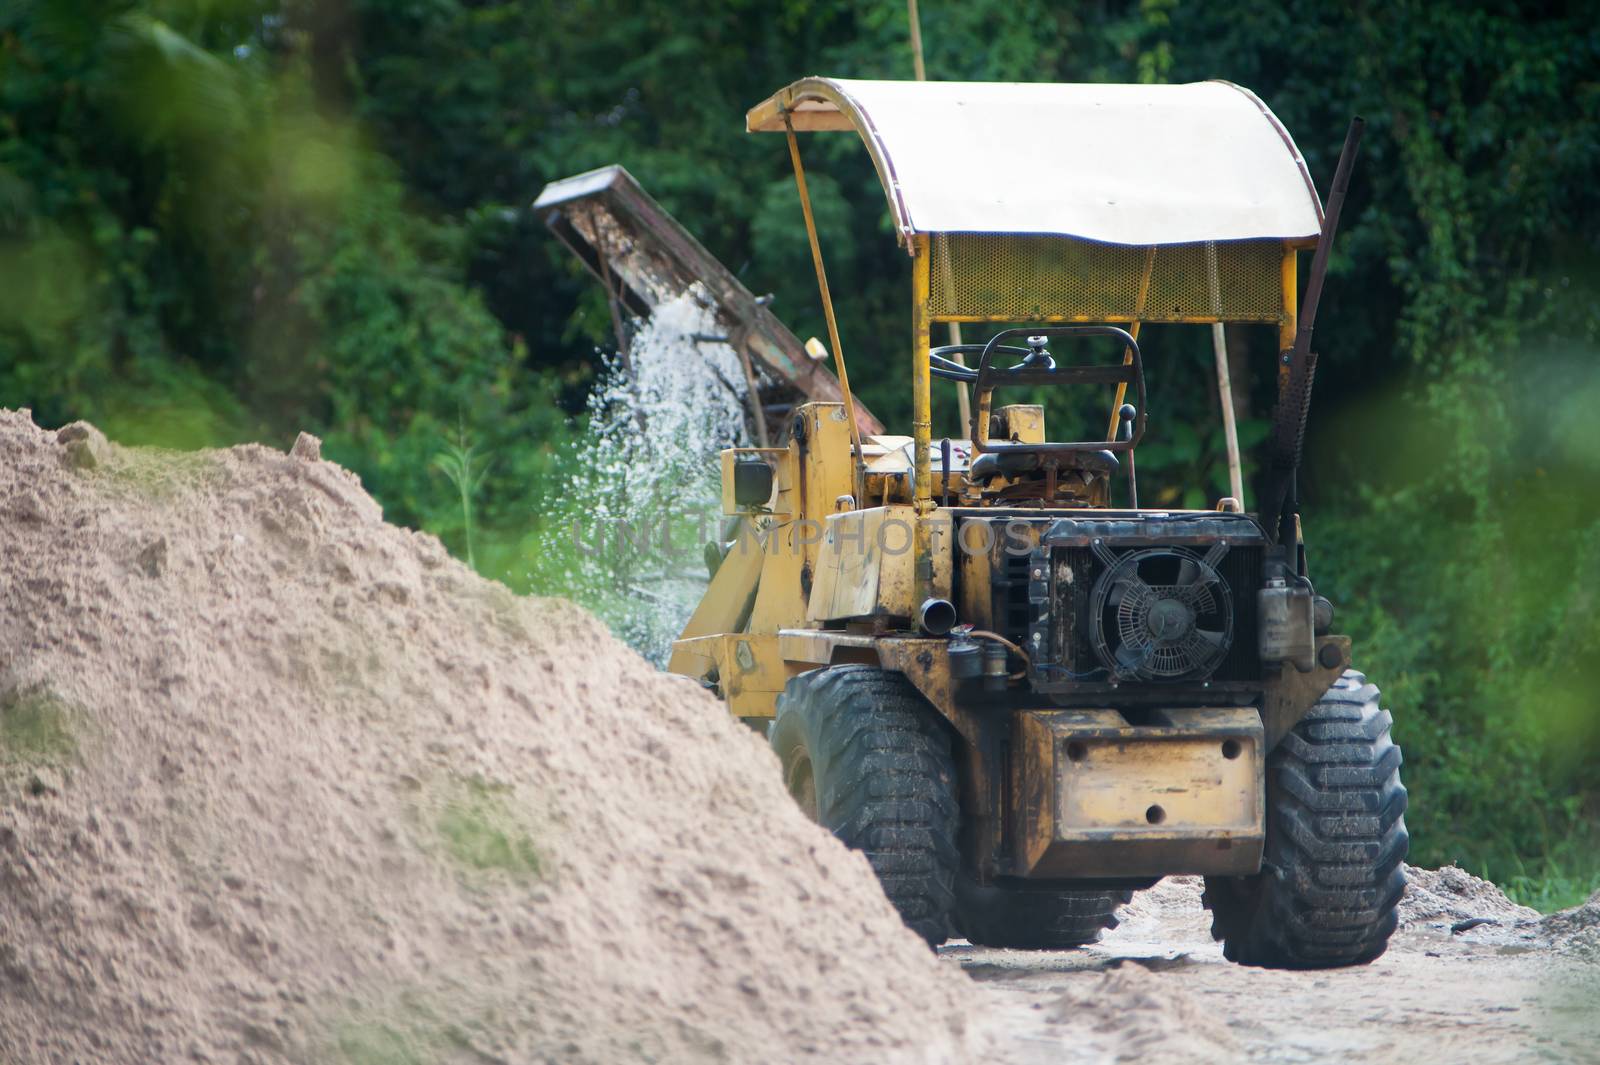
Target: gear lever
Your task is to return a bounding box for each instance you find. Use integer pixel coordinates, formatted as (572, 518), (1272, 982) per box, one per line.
(1118, 403), (1139, 508)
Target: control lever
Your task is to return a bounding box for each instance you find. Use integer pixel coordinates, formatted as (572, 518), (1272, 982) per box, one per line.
(1118, 403), (1139, 508)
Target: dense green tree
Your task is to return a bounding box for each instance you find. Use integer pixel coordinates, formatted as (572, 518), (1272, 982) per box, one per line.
(1, 0), (1596, 902)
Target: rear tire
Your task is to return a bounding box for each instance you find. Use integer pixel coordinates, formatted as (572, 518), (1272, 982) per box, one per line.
(1203, 668), (1409, 968)
(770, 665), (960, 945)
(957, 878), (1130, 949)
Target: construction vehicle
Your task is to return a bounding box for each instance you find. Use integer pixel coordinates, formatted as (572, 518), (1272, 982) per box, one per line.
(660, 78), (1407, 969)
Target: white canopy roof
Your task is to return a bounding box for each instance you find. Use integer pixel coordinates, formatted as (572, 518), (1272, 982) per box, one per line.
(748, 78), (1324, 248)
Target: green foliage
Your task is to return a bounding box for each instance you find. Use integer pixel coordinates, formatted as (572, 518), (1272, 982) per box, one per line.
(0, 690), (77, 765)
(431, 421), (493, 570)
(334, 1017), (435, 1065)
(3, 0), (1596, 907)
(0, 0), (573, 580)
(435, 777), (543, 876)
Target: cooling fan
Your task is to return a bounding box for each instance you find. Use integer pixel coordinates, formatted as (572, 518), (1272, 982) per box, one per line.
(1088, 545), (1234, 681)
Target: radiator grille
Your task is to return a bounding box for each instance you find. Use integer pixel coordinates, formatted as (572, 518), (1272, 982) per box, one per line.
(998, 551), (1034, 638)
(929, 234), (1285, 323)
(1050, 544), (1263, 683)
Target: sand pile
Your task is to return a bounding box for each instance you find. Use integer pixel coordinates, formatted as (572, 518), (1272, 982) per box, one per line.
(0, 411), (970, 1064)
(1536, 890), (1600, 958)
(1398, 864), (1539, 928)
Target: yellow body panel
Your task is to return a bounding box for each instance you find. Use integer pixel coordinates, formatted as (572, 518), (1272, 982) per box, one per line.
(794, 403), (856, 565)
(777, 629), (875, 665)
(1014, 707), (1265, 878)
(748, 518), (809, 634)
(807, 505), (916, 621)
(667, 520), (765, 676)
(670, 633), (790, 719)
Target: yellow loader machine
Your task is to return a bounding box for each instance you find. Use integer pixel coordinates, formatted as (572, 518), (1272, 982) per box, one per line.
(668, 79), (1407, 968)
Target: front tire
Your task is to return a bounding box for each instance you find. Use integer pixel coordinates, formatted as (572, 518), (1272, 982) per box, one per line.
(1203, 668), (1409, 968)
(770, 665), (960, 945)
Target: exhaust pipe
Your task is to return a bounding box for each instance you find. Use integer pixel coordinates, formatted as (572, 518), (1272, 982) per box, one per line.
(919, 598), (957, 636)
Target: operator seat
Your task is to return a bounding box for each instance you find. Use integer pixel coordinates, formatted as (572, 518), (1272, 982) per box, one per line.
(968, 448), (1119, 483)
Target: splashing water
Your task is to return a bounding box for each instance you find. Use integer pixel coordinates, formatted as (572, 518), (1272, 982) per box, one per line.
(543, 286), (751, 663)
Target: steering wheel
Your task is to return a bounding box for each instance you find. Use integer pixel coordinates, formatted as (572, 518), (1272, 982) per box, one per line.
(928, 343), (1030, 383)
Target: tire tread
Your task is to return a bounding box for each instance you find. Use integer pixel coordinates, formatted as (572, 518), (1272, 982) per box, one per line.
(1202, 667), (1409, 969)
(772, 665), (959, 944)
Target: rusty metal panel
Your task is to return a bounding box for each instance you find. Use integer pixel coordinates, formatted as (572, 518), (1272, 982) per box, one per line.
(775, 629), (876, 665)
(534, 165), (882, 435)
(994, 404), (1046, 443)
(807, 505), (919, 622)
(1262, 634), (1351, 749)
(956, 517), (994, 630)
(1014, 707), (1265, 878)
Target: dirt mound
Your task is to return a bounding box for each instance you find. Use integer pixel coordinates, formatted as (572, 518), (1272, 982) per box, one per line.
(1536, 890), (1600, 958)
(0, 411), (970, 1064)
(1398, 864), (1539, 928)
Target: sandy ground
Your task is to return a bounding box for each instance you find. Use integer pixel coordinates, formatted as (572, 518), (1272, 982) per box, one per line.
(958, 874), (1600, 1064)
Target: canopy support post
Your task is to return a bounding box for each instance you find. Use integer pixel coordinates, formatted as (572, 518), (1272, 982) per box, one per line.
(784, 113), (864, 502)
(1206, 242), (1245, 507)
(1212, 323), (1244, 506)
(1105, 247), (1157, 439)
(911, 234), (934, 605)
(1278, 243), (1299, 385)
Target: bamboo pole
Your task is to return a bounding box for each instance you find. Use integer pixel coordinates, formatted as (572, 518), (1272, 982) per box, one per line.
(1206, 242), (1244, 506)
(907, 0), (971, 433)
(907, 0), (927, 80)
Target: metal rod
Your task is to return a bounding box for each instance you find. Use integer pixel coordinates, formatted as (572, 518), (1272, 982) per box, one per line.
(1293, 117), (1366, 367)
(730, 328), (771, 447)
(1278, 243), (1298, 382)
(1105, 246), (1157, 439)
(1120, 404), (1140, 508)
(912, 234), (934, 510)
(912, 235), (934, 606)
(1263, 116), (1365, 541)
(784, 113), (864, 500)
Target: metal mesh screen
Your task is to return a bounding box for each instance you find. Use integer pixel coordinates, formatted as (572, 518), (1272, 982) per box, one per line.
(929, 234), (1285, 323)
